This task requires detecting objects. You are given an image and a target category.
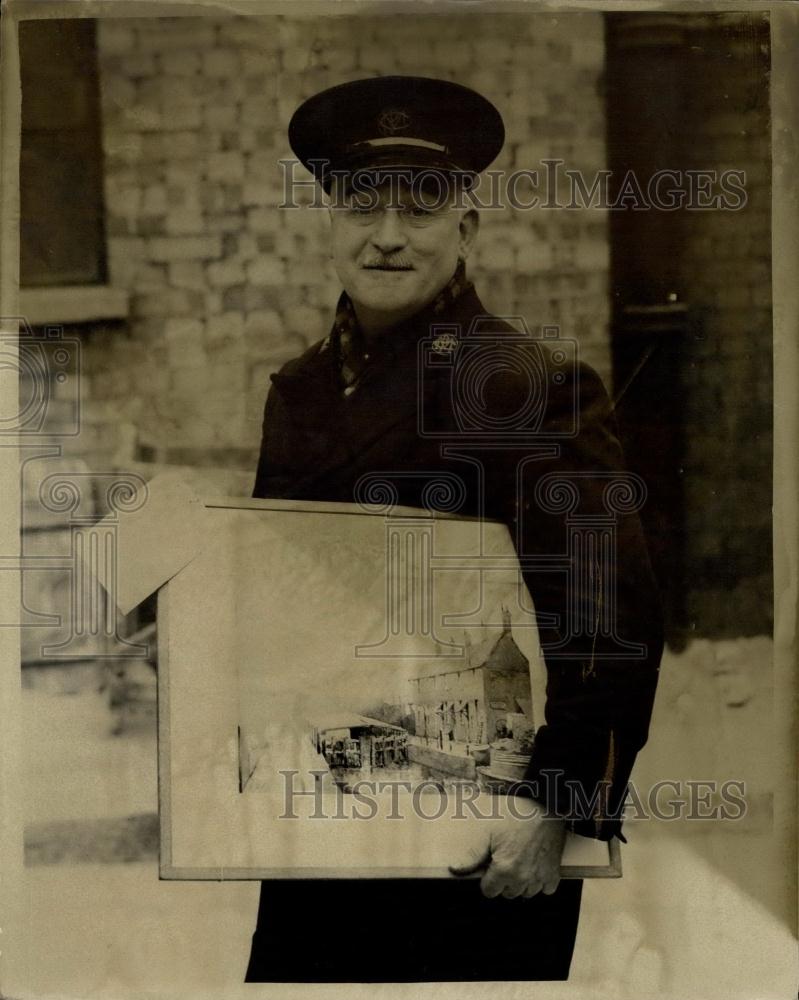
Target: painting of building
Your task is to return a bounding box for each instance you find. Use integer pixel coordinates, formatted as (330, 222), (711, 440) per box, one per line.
(406, 609), (534, 751)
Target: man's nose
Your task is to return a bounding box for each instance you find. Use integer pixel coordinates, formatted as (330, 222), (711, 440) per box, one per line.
(369, 209), (408, 254)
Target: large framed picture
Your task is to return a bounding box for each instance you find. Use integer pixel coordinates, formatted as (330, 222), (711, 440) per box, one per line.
(141, 488), (620, 878)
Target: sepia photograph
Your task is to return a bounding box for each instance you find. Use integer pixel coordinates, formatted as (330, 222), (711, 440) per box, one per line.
(0, 0), (796, 996)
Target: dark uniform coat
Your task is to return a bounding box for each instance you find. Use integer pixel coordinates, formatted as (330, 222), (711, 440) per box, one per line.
(254, 283), (662, 837)
(247, 282), (663, 982)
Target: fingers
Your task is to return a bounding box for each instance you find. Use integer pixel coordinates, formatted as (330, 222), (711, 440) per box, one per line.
(492, 877), (557, 899)
(522, 881), (544, 898)
(481, 865), (540, 899)
(481, 865), (558, 900)
(479, 865), (510, 898)
(457, 815), (566, 898)
(541, 874), (561, 895)
(448, 842), (492, 878)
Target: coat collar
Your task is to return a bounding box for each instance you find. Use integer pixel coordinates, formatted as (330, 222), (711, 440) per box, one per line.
(264, 283), (498, 494)
(270, 282), (493, 390)
(264, 283), (520, 499)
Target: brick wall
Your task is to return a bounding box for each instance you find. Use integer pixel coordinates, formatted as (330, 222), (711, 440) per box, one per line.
(58, 10), (611, 472)
(27, 11), (773, 642)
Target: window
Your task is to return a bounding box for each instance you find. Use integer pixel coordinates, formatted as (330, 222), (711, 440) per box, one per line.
(19, 19), (107, 288)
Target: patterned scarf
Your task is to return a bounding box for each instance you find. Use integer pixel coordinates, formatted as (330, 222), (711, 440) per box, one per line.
(325, 260), (472, 394)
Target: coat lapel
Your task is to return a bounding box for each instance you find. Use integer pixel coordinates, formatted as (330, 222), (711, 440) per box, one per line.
(266, 286), (490, 498)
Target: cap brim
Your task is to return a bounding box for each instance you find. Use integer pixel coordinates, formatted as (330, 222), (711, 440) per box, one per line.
(289, 76), (505, 185)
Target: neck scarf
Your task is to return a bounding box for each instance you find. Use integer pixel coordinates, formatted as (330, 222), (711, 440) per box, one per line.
(327, 260), (472, 393)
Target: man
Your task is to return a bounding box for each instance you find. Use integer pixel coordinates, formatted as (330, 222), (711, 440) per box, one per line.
(246, 76), (662, 982)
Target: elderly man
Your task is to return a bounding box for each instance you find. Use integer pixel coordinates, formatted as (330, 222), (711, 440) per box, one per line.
(246, 76), (662, 983)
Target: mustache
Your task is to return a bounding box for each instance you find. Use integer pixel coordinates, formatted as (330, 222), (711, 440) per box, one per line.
(361, 256), (415, 270)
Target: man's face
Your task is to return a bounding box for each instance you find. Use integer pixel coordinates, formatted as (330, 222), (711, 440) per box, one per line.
(328, 173), (478, 331)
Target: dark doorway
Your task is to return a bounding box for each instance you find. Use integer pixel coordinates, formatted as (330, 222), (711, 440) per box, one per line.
(604, 12), (772, 647)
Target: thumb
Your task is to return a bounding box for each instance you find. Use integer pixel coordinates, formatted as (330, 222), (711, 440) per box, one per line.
(448, 840), (492, 878)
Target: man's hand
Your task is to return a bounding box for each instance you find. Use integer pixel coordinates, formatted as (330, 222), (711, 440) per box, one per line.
(448, 808), (567, 899)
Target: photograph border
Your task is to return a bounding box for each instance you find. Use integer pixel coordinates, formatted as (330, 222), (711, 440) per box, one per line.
(0, 1), (795, 997)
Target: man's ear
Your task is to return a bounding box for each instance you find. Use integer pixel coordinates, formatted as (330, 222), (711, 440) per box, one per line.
(325, 176), (342, 219)
(325, 181), (337, 256)
(458, 209), (479, 260)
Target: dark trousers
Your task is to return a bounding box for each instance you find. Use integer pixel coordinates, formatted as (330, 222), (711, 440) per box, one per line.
(245, 877), (583, 982)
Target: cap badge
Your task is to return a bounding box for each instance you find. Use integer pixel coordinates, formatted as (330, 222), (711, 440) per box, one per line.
(377, 108), (411, 136)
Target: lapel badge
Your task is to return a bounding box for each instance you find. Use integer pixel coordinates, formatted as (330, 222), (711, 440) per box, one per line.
(431, 330), (459, 354)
